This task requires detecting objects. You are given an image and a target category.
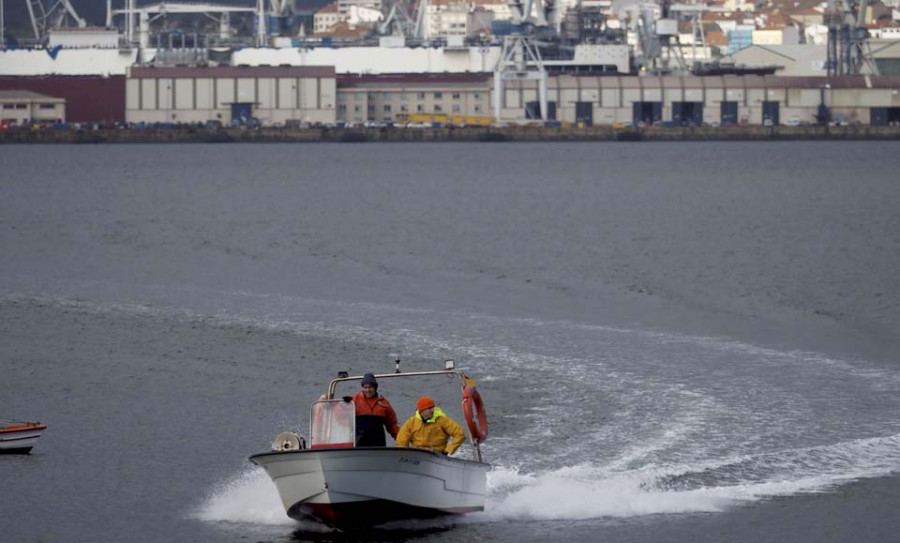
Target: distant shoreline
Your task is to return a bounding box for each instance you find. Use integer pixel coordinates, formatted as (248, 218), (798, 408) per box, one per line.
(2, 125), (900, 144)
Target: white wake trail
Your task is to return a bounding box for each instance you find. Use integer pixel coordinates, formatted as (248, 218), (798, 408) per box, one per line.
(482, 433), (900, 522)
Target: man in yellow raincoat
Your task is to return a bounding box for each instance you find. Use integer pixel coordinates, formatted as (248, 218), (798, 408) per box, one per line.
(396, 396), (465, 455)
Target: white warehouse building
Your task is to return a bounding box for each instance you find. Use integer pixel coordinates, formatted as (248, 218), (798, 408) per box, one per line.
(125, 66), (337, 125)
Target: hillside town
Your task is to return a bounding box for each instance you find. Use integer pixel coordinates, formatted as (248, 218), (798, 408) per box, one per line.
(305, 0), (900, 59)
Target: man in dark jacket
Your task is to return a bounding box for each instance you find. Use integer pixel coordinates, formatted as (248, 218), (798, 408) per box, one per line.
(352, 373), (400, 446)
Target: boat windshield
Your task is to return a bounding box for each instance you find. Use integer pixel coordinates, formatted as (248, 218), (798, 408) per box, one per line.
(309, 399), (355, 449)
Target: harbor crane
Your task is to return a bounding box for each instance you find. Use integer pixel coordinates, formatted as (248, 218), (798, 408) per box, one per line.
(494, 0), (556, 122)
(108, 1), (261, 47)
(669, 2), (726, 71)
(24, 0), (86, 41)
(825, 0), (878, 75)
(626, 2), (668, 73)
(379, 0), (417, 39)
(628, 0), (725, 75)
(108, 1), (298, 48)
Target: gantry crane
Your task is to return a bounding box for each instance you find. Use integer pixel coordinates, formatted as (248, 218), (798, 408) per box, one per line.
(494, 0), (557, 122)
(826, 0), (878, 76)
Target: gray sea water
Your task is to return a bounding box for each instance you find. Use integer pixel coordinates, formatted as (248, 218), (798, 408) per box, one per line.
(1, 142), (899, 543)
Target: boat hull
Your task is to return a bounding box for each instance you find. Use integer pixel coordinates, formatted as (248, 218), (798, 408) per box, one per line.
(250, 447), (489, 528)
(0, 423), (47, 454)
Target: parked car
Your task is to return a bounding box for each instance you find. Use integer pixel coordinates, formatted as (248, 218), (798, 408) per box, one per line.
(829, 114), (850, 126)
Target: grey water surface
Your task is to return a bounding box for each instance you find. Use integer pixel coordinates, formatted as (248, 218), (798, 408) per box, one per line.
(2, 142), (899, 543)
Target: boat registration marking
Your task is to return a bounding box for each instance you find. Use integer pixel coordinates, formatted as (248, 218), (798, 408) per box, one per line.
(397, 457), (420, 465)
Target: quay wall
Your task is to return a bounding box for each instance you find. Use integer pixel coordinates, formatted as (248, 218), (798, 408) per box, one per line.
(2, 125), (900, 144)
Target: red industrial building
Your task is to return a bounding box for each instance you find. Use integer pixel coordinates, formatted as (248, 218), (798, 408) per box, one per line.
(0, 76), (125, 123)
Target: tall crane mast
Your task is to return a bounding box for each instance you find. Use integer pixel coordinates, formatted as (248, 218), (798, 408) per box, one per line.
(826, 0), (878, 76)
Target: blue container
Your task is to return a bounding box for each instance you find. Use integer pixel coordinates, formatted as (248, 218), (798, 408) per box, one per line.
(491, 20), (513, 36)
(267, 15), (283, 35)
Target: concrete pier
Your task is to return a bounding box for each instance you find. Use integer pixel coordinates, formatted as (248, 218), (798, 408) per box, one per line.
(2, 125), (900, 144)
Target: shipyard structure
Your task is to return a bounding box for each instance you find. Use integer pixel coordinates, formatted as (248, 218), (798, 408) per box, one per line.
(1, 0), (900, 128)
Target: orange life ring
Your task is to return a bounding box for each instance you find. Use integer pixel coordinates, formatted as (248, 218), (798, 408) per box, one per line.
(462, 385), (488, 444)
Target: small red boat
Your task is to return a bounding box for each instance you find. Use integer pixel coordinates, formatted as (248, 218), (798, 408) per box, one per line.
(0, 419), (47, 454)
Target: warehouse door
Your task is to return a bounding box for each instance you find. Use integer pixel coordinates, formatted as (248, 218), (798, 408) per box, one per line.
(762, 101), (780, 126)
(872, 107), (900, 126)
(672, 102), (703, 126)
(889, 108), (900, 125)
(575, 102), (593, 126)
(231, 103), (253, 125)
(525, 101), (556, 121)
(632, 101), (662, 125)
(721, 101), (738, 125)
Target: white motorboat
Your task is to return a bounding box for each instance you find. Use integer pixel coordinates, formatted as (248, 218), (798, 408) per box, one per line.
(250, 361), (490, 529)
(0, 419), (47, 454)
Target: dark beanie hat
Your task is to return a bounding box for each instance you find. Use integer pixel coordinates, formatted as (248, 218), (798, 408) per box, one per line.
(361, 373), (378, 389)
